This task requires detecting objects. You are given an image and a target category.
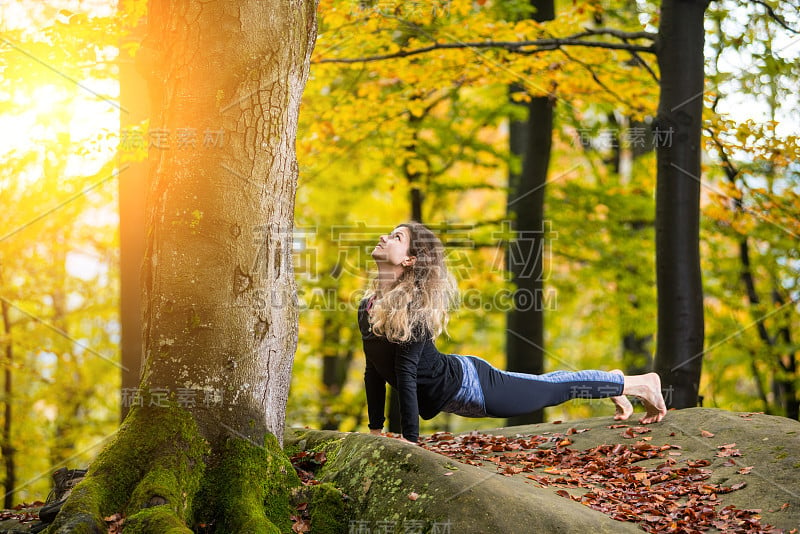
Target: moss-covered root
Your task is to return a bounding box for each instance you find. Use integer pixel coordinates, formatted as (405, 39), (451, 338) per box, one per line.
(47, 406), (208, 534)
(195, 434), (302, 534)
(307, 482), (349, 534)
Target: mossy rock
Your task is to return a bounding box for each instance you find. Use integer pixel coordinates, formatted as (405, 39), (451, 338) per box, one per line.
(286, 431), (641, 533)
(286, 408), (800, 533)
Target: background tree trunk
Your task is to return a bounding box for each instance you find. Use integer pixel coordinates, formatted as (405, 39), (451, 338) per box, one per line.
(320, 309), (354, 430)
(652, 0), (709, 409)
(0, 271), (15, 510)
(505, 0), (554, 426)
(387, 127), (426, 434)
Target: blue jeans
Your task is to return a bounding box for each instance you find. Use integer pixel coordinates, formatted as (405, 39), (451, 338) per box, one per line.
(440, 356), (624, 418)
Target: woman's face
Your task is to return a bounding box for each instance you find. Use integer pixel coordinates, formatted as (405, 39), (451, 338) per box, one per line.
(372, 226), (414, 267)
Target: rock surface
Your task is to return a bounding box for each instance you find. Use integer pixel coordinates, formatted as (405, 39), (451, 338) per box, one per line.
(287, 407), (800, 533)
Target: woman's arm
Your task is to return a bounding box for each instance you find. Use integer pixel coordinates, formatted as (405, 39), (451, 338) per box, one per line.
(364, 360), (386, 432)
(394, 340), (425, 443)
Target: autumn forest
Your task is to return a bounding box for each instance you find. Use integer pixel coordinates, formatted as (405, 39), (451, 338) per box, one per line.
(0, 0), (798, 510)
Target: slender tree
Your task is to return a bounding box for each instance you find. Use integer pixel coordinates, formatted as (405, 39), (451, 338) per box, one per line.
(0, 267), (15, 509)
(652, 0), (710, 408)
(505, 0), (555, 425)
(51, 1), (318, 531)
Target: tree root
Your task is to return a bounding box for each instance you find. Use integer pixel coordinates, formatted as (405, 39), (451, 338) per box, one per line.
(194, 434), (301, 533)
(45, 406), (301, 534)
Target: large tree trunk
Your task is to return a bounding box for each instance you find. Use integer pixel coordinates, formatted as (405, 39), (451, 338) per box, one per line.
(652, 0), (709, 409)
(118, 2), (149, 422)
(505, 0), (554, 427)
(50, 1), (318, 532)
(135, 0), (308, 446)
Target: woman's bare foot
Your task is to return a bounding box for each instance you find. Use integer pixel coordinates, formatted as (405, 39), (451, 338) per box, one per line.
(611, 395), (634, 420)
(610, 370), (634, 420)
(622, 372), (668, 424)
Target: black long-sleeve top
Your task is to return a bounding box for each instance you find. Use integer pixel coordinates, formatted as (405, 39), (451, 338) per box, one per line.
(358, 298), (463, 443)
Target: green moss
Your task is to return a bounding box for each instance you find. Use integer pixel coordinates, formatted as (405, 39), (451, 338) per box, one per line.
(300, 436), (344, 461)
(129, 469), (184, 514)
(122, 506), (192, 534)
(282, 442), (302, 459)
(51, 410), (318, 533)
(45, 510), (106, 534)
(49, 405), (208, 533)
(190, 210), (203, 229)
(195, 433), (301, 533)
(308, 482), (349, 534)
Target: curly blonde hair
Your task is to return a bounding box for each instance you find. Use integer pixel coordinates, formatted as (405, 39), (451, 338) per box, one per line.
(366, 222), (459, 342)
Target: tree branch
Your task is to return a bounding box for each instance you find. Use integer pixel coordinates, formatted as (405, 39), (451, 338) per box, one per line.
(628, 48), (660, 84)
(751, 0), (800, 34)
(314, 33), (656, 64)
(556, 47), (631, 109)
(577, 27), (658, 41)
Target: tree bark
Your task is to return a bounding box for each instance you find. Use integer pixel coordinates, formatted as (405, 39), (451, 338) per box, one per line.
(118, 2), (149, 422)
(0, 268), (15, 510)
(652, 0), (709, 409)
(50, 1), (318, 531)
(137, 0), (316, 446)
(505, 0), (554, 426)
(320, 312), (354, 430)
(48, 246), (83, 474)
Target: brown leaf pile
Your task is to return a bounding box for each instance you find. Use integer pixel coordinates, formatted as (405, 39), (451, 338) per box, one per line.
(0, 501), (43, 525)
(289, 450), (331, 533)
(104, 512), (125, 533)
(420, 429), (781, 533)
(290, 450), (328, 487)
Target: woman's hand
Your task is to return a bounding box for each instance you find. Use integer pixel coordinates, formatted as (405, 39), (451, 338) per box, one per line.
(368, 429), (417, 445)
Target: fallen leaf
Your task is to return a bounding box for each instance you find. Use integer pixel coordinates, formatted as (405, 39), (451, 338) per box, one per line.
(418, 430), (774, 533)
(408, 491), (419, 501)
(700, 429), (715, 438)
(738, 412), (763, 419)
(291, 516), (310, 533)
(502, 465), (523, 476)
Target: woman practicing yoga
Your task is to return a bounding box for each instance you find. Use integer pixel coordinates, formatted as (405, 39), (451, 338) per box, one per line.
(359, 222), (667, 443)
